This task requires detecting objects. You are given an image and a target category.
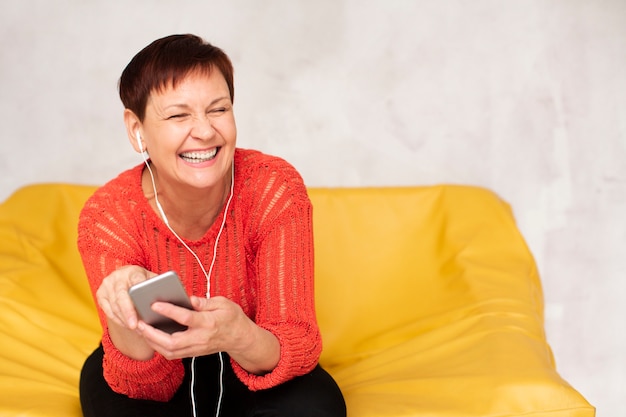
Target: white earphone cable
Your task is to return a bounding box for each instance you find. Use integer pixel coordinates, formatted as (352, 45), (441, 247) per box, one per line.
(141, 148), (232, 417)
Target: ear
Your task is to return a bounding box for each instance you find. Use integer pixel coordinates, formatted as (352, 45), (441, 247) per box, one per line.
(124, 109), (144, 153)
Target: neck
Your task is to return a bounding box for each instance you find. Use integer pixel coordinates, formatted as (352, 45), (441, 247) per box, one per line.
(142, 163), (233, 241)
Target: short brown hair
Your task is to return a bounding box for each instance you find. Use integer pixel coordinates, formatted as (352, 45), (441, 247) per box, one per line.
(118, 34), (234, 121)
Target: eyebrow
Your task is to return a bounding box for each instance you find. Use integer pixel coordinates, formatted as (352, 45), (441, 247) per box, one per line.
(163, 96), (231, 111)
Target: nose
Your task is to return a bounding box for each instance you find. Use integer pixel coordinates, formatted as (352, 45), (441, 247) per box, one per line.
(190, 114), (216, 140)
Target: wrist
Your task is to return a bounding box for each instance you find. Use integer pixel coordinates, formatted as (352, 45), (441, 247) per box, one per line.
(230, 321), (280, 375)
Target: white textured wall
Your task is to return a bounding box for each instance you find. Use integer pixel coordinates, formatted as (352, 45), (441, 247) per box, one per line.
(1, 0), (624, 414)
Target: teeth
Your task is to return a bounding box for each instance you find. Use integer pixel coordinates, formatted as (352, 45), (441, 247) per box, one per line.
(180, 148), (218, 162)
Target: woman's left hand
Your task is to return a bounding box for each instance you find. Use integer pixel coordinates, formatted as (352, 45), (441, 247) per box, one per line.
(136, 296), (280, 375)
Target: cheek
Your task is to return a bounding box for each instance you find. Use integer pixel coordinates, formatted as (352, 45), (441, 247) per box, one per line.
(150, 125), (187, 144)
(220, 118), (238, 142)
(144, 136), (179, 159)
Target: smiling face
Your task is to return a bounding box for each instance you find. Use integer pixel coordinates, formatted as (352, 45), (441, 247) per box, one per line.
(126, 69), (237, 195)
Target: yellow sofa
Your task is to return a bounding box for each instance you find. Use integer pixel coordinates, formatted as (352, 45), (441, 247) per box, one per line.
(0, 183), (594, 417)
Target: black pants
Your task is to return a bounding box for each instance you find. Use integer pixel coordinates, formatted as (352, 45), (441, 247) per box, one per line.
(80, 345), (346, 417)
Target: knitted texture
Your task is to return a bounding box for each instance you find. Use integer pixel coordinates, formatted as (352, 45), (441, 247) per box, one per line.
(77, 148), (321, 401)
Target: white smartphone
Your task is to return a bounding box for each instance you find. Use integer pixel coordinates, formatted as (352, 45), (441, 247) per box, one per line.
(128, 271), (193, 334)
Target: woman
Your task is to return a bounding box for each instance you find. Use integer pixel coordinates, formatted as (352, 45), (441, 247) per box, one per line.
(78, 34), (346, 417)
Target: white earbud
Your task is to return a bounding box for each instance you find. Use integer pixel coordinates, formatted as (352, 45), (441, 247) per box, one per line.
(135, 131), (144, 152)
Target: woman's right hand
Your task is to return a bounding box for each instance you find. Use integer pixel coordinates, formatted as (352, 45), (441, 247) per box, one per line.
(96, 266), (157, 360)
(96, 265), (154, 329)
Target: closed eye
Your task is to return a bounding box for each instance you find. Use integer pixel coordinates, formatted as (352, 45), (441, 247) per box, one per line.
(167, 113), (188, 119)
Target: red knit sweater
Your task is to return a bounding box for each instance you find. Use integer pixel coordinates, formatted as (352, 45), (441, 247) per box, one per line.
(77, 148), (322, 401)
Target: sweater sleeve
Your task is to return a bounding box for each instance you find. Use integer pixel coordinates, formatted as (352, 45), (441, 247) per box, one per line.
(230, 158), (322, 390)
(77, 179), (185, 401)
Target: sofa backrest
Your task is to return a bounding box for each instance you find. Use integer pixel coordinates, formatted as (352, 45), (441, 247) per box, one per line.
(0, 183), (544, 376)
(308, 186), (544, 368)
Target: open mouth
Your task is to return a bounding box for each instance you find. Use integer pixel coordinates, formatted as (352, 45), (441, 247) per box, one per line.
(179, 147), (219, 163)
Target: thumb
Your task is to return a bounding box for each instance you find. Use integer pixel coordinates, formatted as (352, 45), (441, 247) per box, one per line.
(190, 295), (212, 311)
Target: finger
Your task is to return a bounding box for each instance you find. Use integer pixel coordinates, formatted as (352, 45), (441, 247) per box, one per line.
(136, 322), (175, 356)
(119, 289), (140, 329)
(97, 283), (128, 328)
(100, 267), (152, 329)
(128, 267), (156, 285)
(148, 302), (223, 358)
(191, 295), (230, 312)
(122, 268), (158, 328)
(152, 302), (196, 327)
(96, 294), (124, 328)
(190, 296), (212, 311)
(138, 321), (195, 360)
